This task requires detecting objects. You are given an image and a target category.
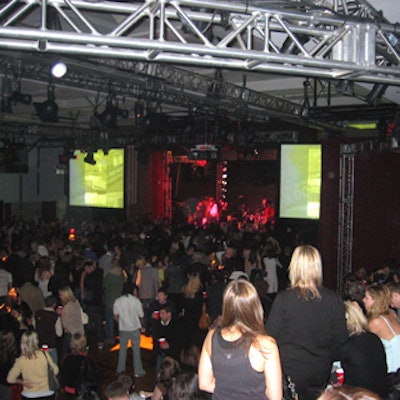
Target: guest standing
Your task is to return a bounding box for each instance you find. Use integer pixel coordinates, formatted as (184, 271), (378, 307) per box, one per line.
(59, 333), (101, 399)
(0, 330), (18, 400)
(103, 259), (126, 344)
(182, 273), (203, 348)
(153, 305), (182, 372)
(113, 282), (145, 377)
(199, 279), (282, 400)
(265, 245), (348, 400)
(7, 330), (59, 400)
(58, 286), (84, 359)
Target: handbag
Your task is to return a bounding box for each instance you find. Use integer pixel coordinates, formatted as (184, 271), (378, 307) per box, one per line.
(44, 352), (60, 392)
(198, 301), (212, 330)
(283, 374), (298, 400)
(76, 356), (99, 397)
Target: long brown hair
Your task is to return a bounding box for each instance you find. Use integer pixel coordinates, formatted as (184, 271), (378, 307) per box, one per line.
(220, 280), (266, 350)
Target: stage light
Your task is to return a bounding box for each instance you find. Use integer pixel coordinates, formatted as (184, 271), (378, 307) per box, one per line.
(98, 108), (117, 128)
(51, 62), (67, 78)
(301, 79), (310, 118)
(84, 151), (96, 165)
(98, 98), (129, 128)
(34, 85), (58, 122)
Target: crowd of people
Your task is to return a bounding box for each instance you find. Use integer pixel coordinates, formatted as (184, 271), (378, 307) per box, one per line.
(0, 215), (399, 400)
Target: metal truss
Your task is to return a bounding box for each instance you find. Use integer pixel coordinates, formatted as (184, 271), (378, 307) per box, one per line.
(337, 139), (385, 291)
(0, 53), (347, 133)
(0, 0), (399, 85)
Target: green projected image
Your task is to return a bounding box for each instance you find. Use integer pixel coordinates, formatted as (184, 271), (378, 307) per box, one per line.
(279, 144), (321, 219)
(69, 149), (124, 209)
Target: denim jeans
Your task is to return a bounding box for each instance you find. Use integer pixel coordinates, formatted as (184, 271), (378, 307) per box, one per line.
(116, 329), (145, 376)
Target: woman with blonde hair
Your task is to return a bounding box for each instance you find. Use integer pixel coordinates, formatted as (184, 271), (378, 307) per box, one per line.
(182, 273), (203, 348)
(333, 301), (387, 397)
(265, 245), (348, 400)
(363, 284), (400, 372)
(7, 330), (59, 399)
(182, 273), (202, 299)
(198, 279), (282, 400)
(59, 333), (101, 399)
(58, 286), (84, 358)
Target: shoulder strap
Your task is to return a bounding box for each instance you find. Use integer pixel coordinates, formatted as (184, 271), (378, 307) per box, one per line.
(43, 351), (55, 372)
(379, 315), (396, 335)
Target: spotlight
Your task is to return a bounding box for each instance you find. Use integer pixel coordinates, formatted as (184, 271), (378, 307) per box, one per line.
(84, 152), (96, 165)
(51, 62), (67, 78)
(34, 85), (58, 122)
(98, 108), (117, 128)
(98, 98), (128, 128)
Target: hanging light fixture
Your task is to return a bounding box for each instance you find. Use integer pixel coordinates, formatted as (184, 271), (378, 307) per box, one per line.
(98, 97), (129, 128)
(34, 84), (59, 122)
(84, 151), (96, 165)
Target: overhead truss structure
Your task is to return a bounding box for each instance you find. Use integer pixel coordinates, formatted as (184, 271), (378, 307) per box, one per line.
(0, 0), (399, 138)
(0, 0), (399, 84)
(0, 53), (350, 133)
(0, 0), (399, 83)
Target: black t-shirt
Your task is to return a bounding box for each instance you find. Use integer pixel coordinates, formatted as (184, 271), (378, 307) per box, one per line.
(334, 332), (388, 398)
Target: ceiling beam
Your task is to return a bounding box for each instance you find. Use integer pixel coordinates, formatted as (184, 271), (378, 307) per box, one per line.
(0, 0), (399, 84)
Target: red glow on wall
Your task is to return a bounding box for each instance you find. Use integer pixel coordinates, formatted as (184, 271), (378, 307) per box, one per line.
(196, 160), (207, 168)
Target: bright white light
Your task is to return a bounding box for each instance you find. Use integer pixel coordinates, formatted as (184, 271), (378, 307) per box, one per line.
(51, 62), (67, 78)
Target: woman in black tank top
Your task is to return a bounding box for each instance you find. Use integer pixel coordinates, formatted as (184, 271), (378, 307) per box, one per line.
(198, 280), (282, 400)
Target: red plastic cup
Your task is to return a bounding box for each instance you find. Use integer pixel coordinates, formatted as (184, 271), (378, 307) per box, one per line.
(153, 311), (160, 320)
(57, 306), (63, 316)
(158, 337), (166, 345)
(42, 344), (49, 351)
(202, 291), (207, 299)
(336, 368), (344, 385)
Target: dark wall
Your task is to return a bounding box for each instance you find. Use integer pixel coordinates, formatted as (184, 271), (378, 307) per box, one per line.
(319, 140), (400, 289)
(352, 151), (400, 270)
